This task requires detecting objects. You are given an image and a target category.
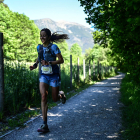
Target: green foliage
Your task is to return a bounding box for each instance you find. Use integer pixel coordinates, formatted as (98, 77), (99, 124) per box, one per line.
(70, 43), (83, 64)
(0, 111), (3, 120)
(3, 58), (116, 115)
(79, 1), (140, 138)
(4, 60), (40, 115)
(120, 74), (140, 139)
(85, 43), (116, 66)
(90, 30), (119, 66)
(0, 3), (41, 62)
(55, 41), (70, 63)
(70, 43), (82, 56)
(0, 109), (40, 135)
(0, 0), (8, 7)
(1, 59), (117, 135)
(92, 30), (109, 47)
(78, 0), (140, 85)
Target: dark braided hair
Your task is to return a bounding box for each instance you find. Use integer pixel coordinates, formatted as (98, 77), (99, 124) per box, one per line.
(41, 28), (69, 43)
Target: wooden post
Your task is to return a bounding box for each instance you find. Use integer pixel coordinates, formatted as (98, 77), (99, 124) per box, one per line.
(98, 61), (99, 79)
(100, 63), (102, 79)
(70, 55), (72, 89)
(102, 64), (104, 78)
(105, 64), (107, 76)
(89, 60), (91, 81)
(77, 57), (79, 84)
(83, 59), (85, 83)
(0, 33), (4, 112)
(93, 61), (95, 81)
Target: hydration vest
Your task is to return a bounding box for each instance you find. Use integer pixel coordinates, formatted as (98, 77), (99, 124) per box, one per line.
(38, 44), (61, 81)
(38, 43), (56, 62)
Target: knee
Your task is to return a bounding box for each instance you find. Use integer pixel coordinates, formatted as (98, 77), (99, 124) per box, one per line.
(41, 93), (47, 102)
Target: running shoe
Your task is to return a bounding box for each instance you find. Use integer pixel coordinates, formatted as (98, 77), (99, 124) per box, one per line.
(37, 124), (50, 133)
(59, 91), (66, 104)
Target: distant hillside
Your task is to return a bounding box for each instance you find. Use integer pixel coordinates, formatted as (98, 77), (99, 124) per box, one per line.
(34, 18), (94, 53)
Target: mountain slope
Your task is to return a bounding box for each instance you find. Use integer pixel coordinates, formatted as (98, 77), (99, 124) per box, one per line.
(34, 18), (94, 53)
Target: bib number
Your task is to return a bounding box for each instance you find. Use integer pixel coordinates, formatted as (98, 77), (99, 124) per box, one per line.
(41, 65), (53, 74)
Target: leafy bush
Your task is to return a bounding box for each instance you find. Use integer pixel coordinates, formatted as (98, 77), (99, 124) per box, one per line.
(3, 59), (116, 116)
(120, 74), (140, 139)
(4, 60), (40, 115)
(0, 3), (41, 62)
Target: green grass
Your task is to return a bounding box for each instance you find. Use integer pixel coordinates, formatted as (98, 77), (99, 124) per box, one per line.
(0, 71), (117, 137)
(4, 60), (40, 115)
(0, 109), (40, 136)
(120, 74), (140, 140)
(0, 60), (117, 137)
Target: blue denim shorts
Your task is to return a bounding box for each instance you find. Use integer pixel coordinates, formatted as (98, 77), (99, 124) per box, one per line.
(39, 73), (60, 87)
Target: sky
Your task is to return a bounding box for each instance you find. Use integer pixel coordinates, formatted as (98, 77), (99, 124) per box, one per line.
(4, 0), (93, 28)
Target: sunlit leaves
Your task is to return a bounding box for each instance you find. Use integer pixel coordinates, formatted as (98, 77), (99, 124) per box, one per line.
(0, 4), (41, 61)
(55, 41), (70, 63)
(70, 43), (82, 56)
(78, 0), (140, 85)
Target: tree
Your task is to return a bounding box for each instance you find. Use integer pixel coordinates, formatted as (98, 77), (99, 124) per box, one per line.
(92, 30), (118, 66)
(70, 43), (83, 64)
(0, 3), (41, 62)
(70, 43), (82, 56)
(85, 43), (113, 65)
(78, 0), (140, 84)
(0, 0), (8, 7)
(92, 30), (109, 47)
(0, 33), (4, 112)
(0, 0), (4, 3)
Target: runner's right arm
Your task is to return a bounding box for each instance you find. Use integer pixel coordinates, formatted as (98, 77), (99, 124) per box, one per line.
(29, 58), (39, 70)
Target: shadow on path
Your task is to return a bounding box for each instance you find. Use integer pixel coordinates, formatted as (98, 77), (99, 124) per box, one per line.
(2, 73), (125, 140)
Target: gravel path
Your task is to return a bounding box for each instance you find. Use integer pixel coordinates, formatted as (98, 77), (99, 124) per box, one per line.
(1, 73), (125, 140)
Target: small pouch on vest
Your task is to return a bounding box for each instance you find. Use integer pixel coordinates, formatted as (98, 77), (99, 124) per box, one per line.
(41, 65), (53, 74)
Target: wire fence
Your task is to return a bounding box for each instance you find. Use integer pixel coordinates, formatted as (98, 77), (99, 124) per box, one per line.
(0, 33), (117, 116)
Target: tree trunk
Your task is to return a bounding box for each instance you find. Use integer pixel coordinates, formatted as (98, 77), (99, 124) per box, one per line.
(0, 33), (4, 112)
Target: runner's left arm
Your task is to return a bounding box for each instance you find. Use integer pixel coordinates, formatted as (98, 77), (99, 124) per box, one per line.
(48, 53), (64, 65)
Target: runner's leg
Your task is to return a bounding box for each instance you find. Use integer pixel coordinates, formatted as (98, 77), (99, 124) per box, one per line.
(51, 86), (59, 102)
(39, 82), (49, 123)
(50, 74), (66, 103)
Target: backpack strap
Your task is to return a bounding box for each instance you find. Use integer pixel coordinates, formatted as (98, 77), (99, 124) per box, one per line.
(38, 43), (55, 62)
(38, 44), (44, 63)
(47, 43), (55, 56)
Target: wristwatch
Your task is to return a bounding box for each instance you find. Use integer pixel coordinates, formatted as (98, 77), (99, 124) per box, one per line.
(49, 61), (52, 65)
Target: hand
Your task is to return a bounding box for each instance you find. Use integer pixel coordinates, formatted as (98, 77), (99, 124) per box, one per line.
(29, 66), (35, 71)
(41, 60), (49, 65)
(29, 63), (38, 70)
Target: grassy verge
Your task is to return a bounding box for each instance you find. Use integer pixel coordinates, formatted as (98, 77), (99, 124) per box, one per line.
(120, 73), (140, 140)
(0, 70), (115, 136)
(0, 72), (117, 137)
(0, 108), (40, 136)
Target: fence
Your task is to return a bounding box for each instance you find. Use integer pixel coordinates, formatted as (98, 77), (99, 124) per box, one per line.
(0, 33), (117, 114)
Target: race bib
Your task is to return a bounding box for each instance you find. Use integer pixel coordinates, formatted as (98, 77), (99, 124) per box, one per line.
(41, 65), (53, 74)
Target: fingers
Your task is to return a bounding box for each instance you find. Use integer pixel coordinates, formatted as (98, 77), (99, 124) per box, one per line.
(29, 66), (34, 70)
(41, 60), (49, 65)
(41, 60), (45, 65)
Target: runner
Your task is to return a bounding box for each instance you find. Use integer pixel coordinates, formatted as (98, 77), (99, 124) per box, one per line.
(29, 28), (69, 133)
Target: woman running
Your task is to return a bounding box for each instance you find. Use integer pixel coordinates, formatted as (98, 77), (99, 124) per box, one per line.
(30, 28), (69, 132)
